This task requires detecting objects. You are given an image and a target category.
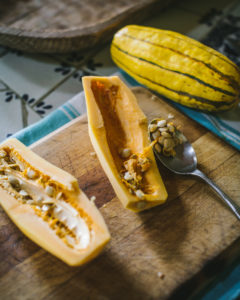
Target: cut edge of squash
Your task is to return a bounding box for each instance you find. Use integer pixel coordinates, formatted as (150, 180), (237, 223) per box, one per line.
(83, 76), (168, 212)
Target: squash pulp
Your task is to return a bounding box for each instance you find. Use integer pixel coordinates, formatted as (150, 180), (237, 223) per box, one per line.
(83, 76), (168, 212)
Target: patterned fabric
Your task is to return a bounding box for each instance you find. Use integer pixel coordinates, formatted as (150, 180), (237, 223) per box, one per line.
(13, 92), (86, 145)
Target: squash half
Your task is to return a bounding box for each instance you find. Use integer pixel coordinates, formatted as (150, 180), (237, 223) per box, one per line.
(0, 138), (110, 266)
(83, 76), (168, 212)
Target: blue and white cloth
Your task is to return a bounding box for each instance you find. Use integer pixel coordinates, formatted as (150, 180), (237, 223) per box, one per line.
(13, 91), (86, 146)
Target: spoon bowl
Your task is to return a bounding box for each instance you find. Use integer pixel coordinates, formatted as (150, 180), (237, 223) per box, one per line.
(155, 130), (197, 174)
(149, 119), (240, 220)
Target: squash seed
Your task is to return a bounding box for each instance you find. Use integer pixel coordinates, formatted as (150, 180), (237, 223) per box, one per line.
(157, 120), (167, 127)
(167, 113), (174, 119)
(163, 149), (172, 156)
(167, 124), (175, 133)
(0, 150), (7, 158)
(152, 130), (160, 140)
(164, 138), (175, 149)
(159, 127), (168, 132)
(8, 176), (20, 188)
(26, 200), (34, 205)
(120, 148), (131, 158)
(158, 136), (165, 145)
(19, 189), (28, 197)
(157, 271), (165, 279)
(42, 204), (50, 212)
(161, 132), (171, 138)
(135, 189), (145, 199)
(45, 185), (54, 197)
(154, 143), (162, 153)
(36, 196), (43, 203)
(90, 196), (96, 203)
(124, 171), (133, 181)
(148, 124), (158, 132)
(26, 168), (37, 179)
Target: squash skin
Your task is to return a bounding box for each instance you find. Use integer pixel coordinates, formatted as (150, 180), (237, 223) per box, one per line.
(83, 76), (168, 212)
(111, 25), (240, 111)
(0, 138), (110, 266)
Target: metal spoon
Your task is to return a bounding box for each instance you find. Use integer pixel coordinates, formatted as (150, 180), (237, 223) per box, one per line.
(149, 119), (240, 220)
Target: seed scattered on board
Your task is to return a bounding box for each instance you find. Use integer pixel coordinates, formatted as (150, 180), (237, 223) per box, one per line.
(157, 271), (165, 279)
(90, 196), (96, 203)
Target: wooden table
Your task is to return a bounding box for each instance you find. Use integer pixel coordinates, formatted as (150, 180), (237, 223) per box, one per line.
(0, 87), (239, 299)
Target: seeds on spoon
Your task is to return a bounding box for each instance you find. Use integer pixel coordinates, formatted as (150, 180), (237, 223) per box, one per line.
(167, 124), (175, 133)
(158, 136), (165, 145)
(161, 132), (171, 138)
(159, 127), (168, 133)
(152, 130), (160, 140)
(164, 138), (175, 149)
(154, 143), (162, 153)
(149, 124), (158, 132)
(157, 120), (166, 127)
(150, 117), (182, 157)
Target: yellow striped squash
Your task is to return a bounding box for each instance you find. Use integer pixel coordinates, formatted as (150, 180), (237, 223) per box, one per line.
(111, 25), (240, 111)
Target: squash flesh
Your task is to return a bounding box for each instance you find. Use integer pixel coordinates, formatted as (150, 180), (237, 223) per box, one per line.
(83, 76), (168, 212)
(0, 138), (110, 266)
(91, 80), (146, 171)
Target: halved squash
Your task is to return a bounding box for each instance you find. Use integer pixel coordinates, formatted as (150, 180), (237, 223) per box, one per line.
(83, 76), (168, 212)
(0, 138), (110, 266)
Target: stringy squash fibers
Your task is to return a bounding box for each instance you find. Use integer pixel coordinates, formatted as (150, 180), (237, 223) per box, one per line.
(111, 25), (240, 111)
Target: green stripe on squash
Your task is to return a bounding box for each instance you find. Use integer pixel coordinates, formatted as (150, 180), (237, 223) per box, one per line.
(112, 43), (236, 98)
(112, 55), (236, 111)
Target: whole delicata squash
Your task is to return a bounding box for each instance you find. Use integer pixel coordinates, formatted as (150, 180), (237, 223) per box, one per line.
(83, 76), (168, 212)
(111, 25), (240, 111)
(0, 138), (110, 266)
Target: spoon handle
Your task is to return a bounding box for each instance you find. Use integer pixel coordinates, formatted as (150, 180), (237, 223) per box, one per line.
(192, 169), (240, 220)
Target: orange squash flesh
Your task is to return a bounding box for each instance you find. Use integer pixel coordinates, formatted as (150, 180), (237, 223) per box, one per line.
(83, 76), (168, 212)
(0, 138), (110, 266)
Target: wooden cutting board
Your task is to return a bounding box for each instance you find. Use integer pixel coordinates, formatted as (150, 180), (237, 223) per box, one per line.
(0, 87), (239, 300)
(0, 0), (174, 53)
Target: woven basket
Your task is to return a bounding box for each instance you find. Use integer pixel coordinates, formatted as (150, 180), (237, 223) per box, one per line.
(0, 0), (174, 53)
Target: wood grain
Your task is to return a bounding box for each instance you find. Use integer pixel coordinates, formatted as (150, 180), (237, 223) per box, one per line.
(0, 87), (239, 299)
(0, 0), (174, 53)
